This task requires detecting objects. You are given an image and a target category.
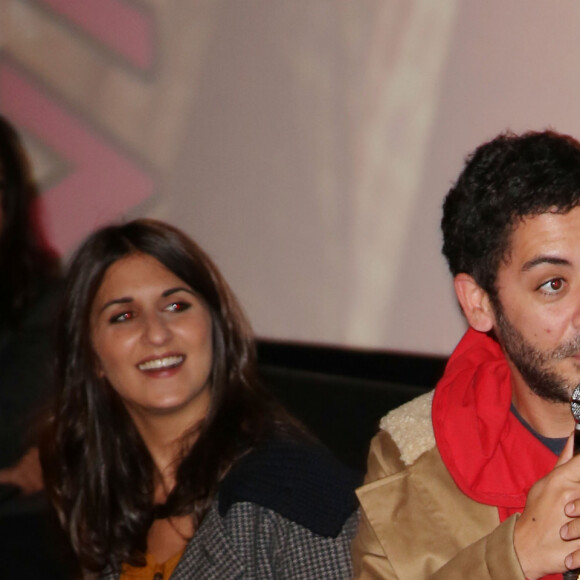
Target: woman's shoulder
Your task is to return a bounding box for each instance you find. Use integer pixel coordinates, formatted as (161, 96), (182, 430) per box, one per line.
(218, 436), (361, 538)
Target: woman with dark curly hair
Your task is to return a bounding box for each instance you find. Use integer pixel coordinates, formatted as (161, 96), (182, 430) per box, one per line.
(41, 218), (358, 579)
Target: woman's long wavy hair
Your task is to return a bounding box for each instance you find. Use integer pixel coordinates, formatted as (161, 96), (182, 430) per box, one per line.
(0, 114), (59, 325)
(40, 218), (304, 572)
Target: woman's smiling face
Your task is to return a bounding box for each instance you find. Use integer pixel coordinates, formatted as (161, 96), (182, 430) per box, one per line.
(90, 252), (213, 425)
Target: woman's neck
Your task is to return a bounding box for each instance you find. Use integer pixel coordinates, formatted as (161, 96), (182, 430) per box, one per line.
(127, 415), (193, 494)
(127, 391), (210, 490)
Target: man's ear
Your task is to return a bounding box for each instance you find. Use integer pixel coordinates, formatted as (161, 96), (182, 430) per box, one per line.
(453, 273), (495, 332)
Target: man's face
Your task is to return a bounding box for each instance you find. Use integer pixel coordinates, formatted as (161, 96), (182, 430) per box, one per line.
(492, 206), (580, 403)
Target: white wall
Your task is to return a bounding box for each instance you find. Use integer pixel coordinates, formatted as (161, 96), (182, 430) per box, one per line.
(4, 0), (580, 355)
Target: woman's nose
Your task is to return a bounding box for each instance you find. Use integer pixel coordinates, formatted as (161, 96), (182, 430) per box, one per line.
(142, 313), (172, 345)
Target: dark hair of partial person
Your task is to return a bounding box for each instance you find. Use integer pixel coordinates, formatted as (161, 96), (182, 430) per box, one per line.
(441, 129), (580, 300)
(40, 218), (309, 572)
(0, 114), (59, 325)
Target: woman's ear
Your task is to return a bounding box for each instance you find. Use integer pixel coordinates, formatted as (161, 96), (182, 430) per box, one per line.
(453, 274), (495, 332)
(93, 354), (105, 378)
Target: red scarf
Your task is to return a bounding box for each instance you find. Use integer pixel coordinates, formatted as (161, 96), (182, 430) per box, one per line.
(432, 328), (560, 580)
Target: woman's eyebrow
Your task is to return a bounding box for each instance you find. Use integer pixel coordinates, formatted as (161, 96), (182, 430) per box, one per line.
(99, 296), (133, 314)
(162, 287), (195, 297)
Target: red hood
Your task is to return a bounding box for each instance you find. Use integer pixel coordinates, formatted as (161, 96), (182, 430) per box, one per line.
(432, 328), (558, 509)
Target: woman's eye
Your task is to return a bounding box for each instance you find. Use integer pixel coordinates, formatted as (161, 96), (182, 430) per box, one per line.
(109, 311), (134, 323)
(166, 302), (191, 313)
(538, 278), (566, 295)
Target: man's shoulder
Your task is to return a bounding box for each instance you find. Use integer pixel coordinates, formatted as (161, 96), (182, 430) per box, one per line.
(356, 391), (500, 576)
(363, 390), (436, 483)
(357, 390), (452, 530)
(380, 390), (436, 467)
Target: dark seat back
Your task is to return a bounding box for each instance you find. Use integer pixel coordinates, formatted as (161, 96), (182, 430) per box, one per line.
(257, 340), (447, 474)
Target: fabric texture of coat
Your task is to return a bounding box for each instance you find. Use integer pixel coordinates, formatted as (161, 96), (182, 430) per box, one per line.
(352, 328), (563, 580)
(102, 437), (360, 580)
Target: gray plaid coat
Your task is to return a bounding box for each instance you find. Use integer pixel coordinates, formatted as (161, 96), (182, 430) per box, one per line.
(100, 439), (359, 580)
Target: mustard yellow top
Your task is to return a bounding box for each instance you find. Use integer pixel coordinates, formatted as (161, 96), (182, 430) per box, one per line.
(120, 550), (184, 580)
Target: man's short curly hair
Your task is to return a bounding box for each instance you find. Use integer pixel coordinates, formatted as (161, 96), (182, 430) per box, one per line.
(441, 130), (580, 297)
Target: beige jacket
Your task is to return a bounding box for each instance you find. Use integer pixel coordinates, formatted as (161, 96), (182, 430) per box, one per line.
(351, 391), (526, 579)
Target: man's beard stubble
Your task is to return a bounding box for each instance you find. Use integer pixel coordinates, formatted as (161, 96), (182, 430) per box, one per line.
(493, 301), (580, 404)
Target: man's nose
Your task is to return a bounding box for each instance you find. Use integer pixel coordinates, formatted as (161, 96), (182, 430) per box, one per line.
(572, 290), (580, 331)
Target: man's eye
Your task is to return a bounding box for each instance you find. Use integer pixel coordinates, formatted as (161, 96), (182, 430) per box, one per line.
(110, 311), (134, 323)
(538, 278), (566, 295)
(166, 302), (191, 313)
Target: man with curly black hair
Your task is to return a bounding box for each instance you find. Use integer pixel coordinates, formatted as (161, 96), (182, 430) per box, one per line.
(353, 130), (580, 580)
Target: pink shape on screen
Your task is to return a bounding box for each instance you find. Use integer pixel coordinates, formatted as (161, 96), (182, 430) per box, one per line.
(39, 0), (153, 70)
(0, 63), (154, 254)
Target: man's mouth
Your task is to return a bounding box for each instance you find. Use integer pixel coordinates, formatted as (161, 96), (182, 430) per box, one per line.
(137, 355), (185, 371)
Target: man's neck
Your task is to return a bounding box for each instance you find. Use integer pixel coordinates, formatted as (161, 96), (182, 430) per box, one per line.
(511, 376), (574, 439)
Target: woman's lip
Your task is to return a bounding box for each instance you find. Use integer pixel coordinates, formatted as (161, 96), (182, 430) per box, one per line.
(137, 354), (185, 371)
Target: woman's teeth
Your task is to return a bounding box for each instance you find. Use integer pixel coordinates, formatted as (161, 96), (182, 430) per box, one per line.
(138, 355), (184, 371)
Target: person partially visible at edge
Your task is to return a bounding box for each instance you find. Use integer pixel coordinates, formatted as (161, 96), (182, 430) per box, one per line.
(40, 218), (359, 580)
(352, 130), (580, 580)
(0, 114), (60, 494)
